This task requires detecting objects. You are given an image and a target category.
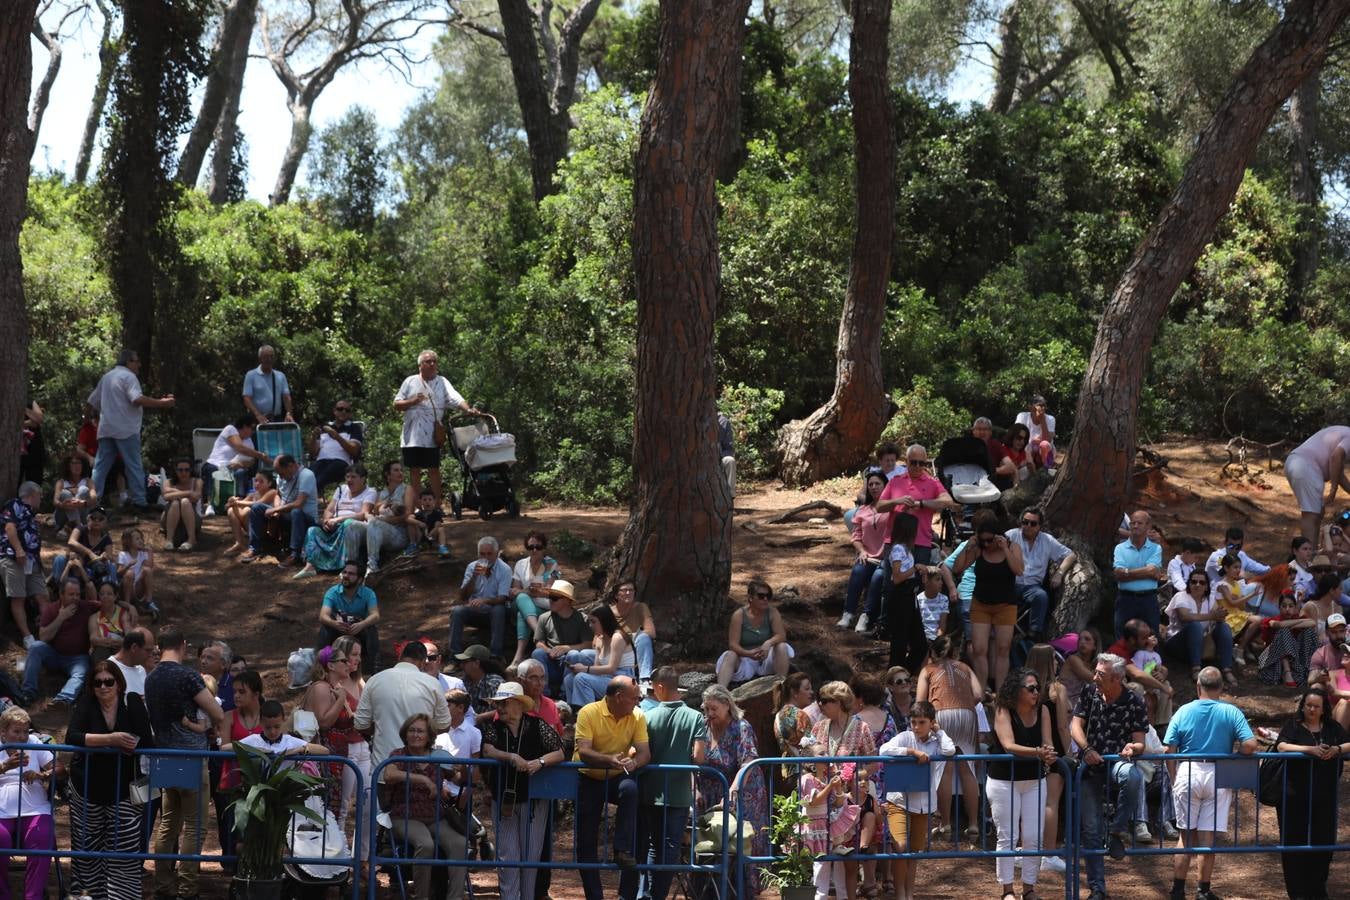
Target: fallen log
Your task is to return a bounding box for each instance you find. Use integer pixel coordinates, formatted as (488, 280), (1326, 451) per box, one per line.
(767, 500), (844, 524)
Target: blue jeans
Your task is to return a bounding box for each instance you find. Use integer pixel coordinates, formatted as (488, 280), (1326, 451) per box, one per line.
(560, 650), (597, 703)
(637, 805), (689, 900)
(632, 632), (654, 680)
(1114, 590), (1160, 638)
(569, 666), (635, 707)
(844, 560), (886, 618)
(450, 603), (508, 658)
(247, 502), (313, 555)
(22, 643), (90, 703)
(1016, 583), (1050, 636)
(310, 458), (350, 494)
(531, 649), (570, 698)
(92, 435), (145, 506)
(577, 775), (639, 900)
(1079, 761), (1145, 893)
(1163, 620), (1234, 669)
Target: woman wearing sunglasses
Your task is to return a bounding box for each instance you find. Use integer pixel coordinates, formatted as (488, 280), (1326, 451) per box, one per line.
(65, 660), (155, 900)
(988, 668), (1057, 900)
(1163, 570), (1236, 683)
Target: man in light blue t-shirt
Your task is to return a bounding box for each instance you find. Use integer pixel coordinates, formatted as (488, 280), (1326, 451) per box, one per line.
(242, 344), (294, 424)
(1162, 667), (1257, 900)
(242, 454), (317, 566)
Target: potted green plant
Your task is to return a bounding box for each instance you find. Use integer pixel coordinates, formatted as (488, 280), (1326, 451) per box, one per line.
(762, 791), (815, 900)
(229, 742), (325, 900)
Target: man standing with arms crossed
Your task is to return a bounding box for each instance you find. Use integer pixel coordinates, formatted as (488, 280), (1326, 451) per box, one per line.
(1163, 667), (1257, 900)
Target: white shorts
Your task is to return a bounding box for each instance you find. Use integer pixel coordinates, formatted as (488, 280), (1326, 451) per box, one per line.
(716, 644), (795, 682)
(1172, 762), (1232, 832)
(1285, 451), (1325, 514)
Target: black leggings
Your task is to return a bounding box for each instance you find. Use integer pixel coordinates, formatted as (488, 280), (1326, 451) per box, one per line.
(887, 578), (927, 672)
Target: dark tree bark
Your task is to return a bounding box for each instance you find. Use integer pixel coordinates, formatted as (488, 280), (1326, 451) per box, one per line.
(1288, 70), (1320, 318)
(177, 0), (256, 187)
(989, 0), (1023, 115)
(206, 5), (251, 204)
(612, 0), (751, 655)
(1041, 0), (1350, 564)
(491, 0), (602, 201)
(74, 0), (117, 185)
(775, 0), (896, 485)
(1, 0), (39, 497)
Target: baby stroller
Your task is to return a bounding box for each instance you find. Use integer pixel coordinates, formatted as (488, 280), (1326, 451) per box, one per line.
(283, 795), (353, 899)
(934, 433), (1003, 549)
(448, 413), (520, 520)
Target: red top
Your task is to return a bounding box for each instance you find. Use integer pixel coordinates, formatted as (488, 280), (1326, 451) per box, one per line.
(219, 709), (264, 791)
(39, 599), (98, 657)
(76, 422), (98, 459)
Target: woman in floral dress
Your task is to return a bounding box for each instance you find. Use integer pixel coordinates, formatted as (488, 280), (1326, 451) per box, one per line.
(696, 685), (769, 893)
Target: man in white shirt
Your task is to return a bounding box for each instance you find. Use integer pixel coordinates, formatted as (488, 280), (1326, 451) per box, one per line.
(433, 690), (482, 758)
(1203, 527), (1270, 589)
(87, 349), (175, 510)
(310, 399), (364, 493)
(1015, 394), (1056, 469)
(353, 640), (451, 774)
(392, 350), (481, 506)
(1004, 507), (1076, 640)
(110, 626), (153, 697)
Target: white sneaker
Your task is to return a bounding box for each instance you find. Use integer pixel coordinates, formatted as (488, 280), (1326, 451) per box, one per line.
(1040, 855), (1066, 873)
(854, 613), (871, 633)
(21, 635), (35, 650)
(1133, 822), (1153, 843)
(836, 612), (855, 629)
(202, 504), (216, 518)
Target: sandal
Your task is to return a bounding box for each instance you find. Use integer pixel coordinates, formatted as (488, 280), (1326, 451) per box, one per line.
(1223, 669), (1238, 687)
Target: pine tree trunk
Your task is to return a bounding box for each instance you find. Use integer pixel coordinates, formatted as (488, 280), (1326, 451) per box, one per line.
(989, 0), (1023, 114)
(0, 1), (39, 495)
(270, 100), (312, 206)
(73, 8), (117, 185)
(1041, 0), (1350, 564)
(496, 0), (568, 202)
(206, 6), (252, 204)
(776, 0), (896, 486)
(178, 0), (256, 188)
(1288, 70), (1320, 318)
(612, 0), (752, 656)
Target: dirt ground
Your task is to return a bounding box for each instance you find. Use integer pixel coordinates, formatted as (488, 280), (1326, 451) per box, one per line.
(10, 439), (1348, 898)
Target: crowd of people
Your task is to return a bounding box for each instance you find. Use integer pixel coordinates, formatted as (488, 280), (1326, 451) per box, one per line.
(5, 354), (1350, 900)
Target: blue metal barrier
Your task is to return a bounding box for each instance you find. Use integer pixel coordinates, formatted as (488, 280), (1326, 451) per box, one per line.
(1069, 751), (1348, 898)
(365, 755), (731, 900)
(738, 754), (1078, 900)
(0, 743), (363, 900)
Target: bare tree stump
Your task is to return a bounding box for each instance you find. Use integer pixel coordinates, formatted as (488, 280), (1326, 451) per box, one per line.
(732, 675), (782, 758)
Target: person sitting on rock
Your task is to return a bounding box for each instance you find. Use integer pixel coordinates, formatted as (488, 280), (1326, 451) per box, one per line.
(715, 579), (793, 688)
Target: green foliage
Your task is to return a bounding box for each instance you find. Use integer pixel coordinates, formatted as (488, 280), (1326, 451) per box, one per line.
(305, 106), (389, 232)
(229, 742), (324, 880)
(881, 377), (972, 453)
(719, 384), (786, 479)
(762, 791), (814, 889)
(550, 529), (597, 564)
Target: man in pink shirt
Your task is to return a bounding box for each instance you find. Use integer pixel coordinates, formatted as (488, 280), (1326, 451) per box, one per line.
(875, 444), (956, 564)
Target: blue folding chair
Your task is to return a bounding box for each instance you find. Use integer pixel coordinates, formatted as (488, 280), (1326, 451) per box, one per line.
(255, 423), (303, 471)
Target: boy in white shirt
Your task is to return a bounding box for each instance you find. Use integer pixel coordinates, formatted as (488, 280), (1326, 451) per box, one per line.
(237, 700), (328, 764)
(878, 701), (955, 900)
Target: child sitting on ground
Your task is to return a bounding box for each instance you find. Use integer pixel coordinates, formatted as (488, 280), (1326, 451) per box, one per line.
(115, 528), (159, 621)
(406, 489), (452, 558)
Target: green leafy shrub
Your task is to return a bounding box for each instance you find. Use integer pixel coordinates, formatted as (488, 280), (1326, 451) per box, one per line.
(880, 377), (971, 452)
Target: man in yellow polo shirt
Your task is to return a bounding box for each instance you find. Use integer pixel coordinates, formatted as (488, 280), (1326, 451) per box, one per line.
(574, 675), (650, 900)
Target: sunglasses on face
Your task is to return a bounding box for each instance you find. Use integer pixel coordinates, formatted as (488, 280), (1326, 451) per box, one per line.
(907, 459), (932, 468)
(1189, 579), (1208, 586)
(1021, 519), (1040, 527)
(1023, 683), (1041, 693)
(889, 678), (911, 687)
(330, 657), (348, 665)
(93, 678), (117, 688)
(335, 406), (351, 412)
(426, 653), (440, 661)
(526, 544), (543, 551)
(751, 591), (772, 600)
